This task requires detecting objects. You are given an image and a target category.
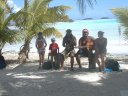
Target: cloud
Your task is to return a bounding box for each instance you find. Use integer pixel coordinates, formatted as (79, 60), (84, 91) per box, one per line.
(7, 0), (21, 12)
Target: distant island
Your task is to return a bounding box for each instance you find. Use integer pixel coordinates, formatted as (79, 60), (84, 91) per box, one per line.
(76, 17), (112, 20)
(56, 19), (74, 22)
(82, 18), (93, 20)
(68, 19), (74, 22)
(100, 17), (109, 19)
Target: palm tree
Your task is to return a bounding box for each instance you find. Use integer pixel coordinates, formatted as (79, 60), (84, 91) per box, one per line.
(0, 0), (23, 54)
(111, 8), (128, 40)
(15, 0), (71, 62)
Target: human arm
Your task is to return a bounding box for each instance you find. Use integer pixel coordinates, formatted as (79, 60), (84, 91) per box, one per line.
(94, 39), (99, 53)
(57, 47), (59, 53)
(44, 39), (47, 48)
(73, 36), (77, 47)
(62, 37), (66, 47)
(104, 38), (107, 47)
(57, 43), (59, 53)
(35, 39), (38, 49)
(49, 44), (52, 54)
(78, 38), (85, 48)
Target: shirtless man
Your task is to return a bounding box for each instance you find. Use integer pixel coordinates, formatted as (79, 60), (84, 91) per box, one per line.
(78, 29), (96, 70)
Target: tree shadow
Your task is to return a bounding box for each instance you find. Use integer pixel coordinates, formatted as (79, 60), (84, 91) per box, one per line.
(0, 63), (128, 96)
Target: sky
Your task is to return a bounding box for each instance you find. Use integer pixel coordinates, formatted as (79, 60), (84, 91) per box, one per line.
(10, 0), (128, 20)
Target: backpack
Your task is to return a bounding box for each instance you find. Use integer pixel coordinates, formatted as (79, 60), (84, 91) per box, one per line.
(36, 39), (45, 49)
(105, 59), (120, 71)
(42, 54), (61, 70)
(0, 56), (6, 69)
(42, 61), (52, 70)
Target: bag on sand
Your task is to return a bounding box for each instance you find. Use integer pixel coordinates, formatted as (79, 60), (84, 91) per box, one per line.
(54, 53), (64, 69)
(0, 56), (6, 69)
(42, 61), (52, 70)
(42, 53), (61, 70)
(105, 59), (120, 71)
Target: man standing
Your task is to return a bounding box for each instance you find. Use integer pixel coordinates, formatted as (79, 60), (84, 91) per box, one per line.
(95, 31), (107, 71)
(62, 29), (82, 70)
(78, 29), (95, 70)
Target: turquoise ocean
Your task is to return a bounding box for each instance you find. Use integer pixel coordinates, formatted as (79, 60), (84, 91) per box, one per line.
(3, 19), (128, 55)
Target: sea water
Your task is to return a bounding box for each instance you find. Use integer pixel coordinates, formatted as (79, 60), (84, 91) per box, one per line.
(3, 19), (128, 55)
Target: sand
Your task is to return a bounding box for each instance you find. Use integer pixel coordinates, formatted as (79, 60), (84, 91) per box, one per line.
(0, 52), (128, 96)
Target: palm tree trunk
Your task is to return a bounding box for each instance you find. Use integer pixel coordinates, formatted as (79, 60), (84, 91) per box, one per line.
(18, 38), (31, 63)
(18, 0), (30, 64)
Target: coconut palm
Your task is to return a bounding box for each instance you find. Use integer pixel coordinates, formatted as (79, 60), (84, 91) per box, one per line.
(14, 0), (71, 62)
(111, 8), (128, 40)
(0, 0), (23, 54)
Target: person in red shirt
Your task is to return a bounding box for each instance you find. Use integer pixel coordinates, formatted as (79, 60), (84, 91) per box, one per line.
(49, 38), (59, 68)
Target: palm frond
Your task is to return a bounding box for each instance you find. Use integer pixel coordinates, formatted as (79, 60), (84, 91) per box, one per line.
(45, 6), (71, 22)
(77, 0), (97, 14)
(112, 8), (128, 28)
(0, 0), (6, 8)
(123, 28), (128, 40)
(0, 27), (23, 44)
(29, 0), (51, 14)
(0, 0), (12, 13)
(111, 8), (128, 40)
(43, 27), (63, 38)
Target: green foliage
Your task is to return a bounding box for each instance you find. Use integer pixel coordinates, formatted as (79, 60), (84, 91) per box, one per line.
(43, 27), (63, 37)
(14, 0), (71, 39)
(111, 8), (128, 40)
(0, 1), (23, 49)
(77, 0), (97, 14)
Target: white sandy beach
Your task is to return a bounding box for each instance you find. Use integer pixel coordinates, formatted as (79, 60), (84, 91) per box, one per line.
(1, 52), (128, 96)
(1, 50), (128, 96)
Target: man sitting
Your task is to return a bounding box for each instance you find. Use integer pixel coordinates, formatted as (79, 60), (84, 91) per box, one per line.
(77, 29), (96, 70)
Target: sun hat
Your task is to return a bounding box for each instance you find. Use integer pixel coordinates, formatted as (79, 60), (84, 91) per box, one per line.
(82, 29), (89, 33)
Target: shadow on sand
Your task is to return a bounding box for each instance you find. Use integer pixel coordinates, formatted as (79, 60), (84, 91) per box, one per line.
(0, 62), (128, 96)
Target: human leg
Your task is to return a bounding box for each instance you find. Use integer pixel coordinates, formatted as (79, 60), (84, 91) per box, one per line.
(92, 53), (96, 69)
(95, 54), (101, 71)
(88, 50), (93, 69)
(70, 50), (75, 70)
(51, 55), (54, 69)
(60, 54), (64, 69)
(70, 55), (74, 70)
(75, 54), (82, 68)
(38, 54), (42, 69)
(100, 54), (106, 70)
(41, 52), (45, 65)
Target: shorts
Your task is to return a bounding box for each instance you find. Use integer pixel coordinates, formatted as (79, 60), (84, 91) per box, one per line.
(95, 49), (106, 58)
(38, 48), (45, 54)
(62, 48), (76, 59)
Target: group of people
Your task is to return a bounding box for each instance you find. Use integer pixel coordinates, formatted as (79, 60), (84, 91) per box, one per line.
(35, 28), (107, 71)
